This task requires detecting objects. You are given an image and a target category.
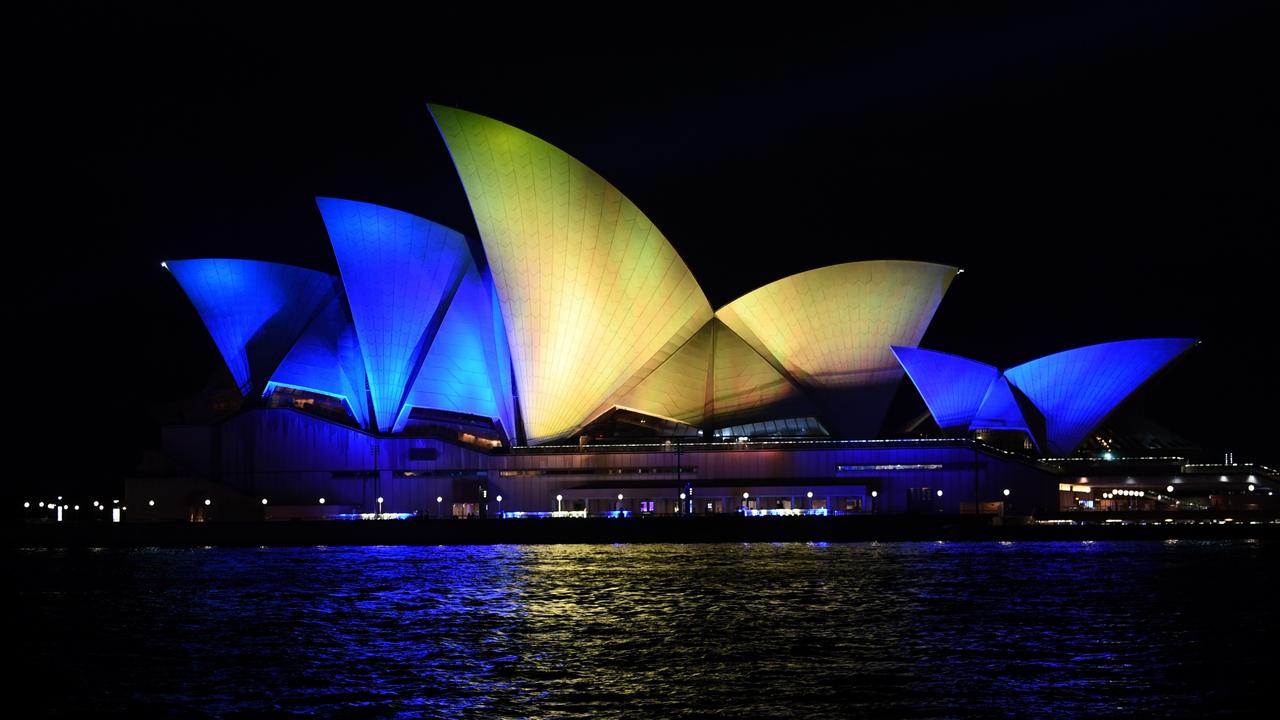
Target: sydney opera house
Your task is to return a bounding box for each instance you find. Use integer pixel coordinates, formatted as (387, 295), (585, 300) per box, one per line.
(144, 105), (1274, 520)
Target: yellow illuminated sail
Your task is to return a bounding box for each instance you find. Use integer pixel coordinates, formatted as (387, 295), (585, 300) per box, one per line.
(715, 261), (958, 434)
(430, 105), (713, 443)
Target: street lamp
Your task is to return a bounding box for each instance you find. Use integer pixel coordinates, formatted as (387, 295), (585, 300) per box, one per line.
(436, 496), (443, 517)
(679, 492), (686, 514)
(556, 494), (563, 512)
(204, 499), (211, 506)
(377, 496), (384, 515)
(318, 497), (326, 505)
(496, 495), (503, 516)
(742, 491), (750, 513)
(1166, 485), (1174, 493)
(617, 493), (624, 513)
(148, 500), (155, 507)
(1002, 488), (1010, 497)
(261, 498), (268, 505)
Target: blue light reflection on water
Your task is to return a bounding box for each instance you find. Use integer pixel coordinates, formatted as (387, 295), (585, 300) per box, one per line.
(12, 541), (1276, 718)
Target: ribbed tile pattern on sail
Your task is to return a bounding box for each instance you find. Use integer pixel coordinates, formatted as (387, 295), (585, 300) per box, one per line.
(709, 319), (811, 427)
(166, 259), (339, 395)
(483, 267), (516, 442)
(1003, 338), (1197, 455)
(269, 293), (371, 428)
(716, 261), (958, 388)
(616, 320), (715, 425)
(400, 266), (503, 427)
(891, 346), (999, 432)
(317, 197), (472, 431)
(970, 376), (1031, 434)
(430, 105), (713, 443)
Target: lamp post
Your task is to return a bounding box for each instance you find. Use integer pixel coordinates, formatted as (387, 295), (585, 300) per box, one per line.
(377, 496), (384, 516)
(436, 496), (443, 518)
(556, 493), (563, 512)
(616, 493), (624, 514)
(742, 491), (750, 514)
(496, 495), (503, 517)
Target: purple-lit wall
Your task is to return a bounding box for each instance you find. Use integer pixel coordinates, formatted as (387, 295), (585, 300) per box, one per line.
(160, 408), (1061, 516)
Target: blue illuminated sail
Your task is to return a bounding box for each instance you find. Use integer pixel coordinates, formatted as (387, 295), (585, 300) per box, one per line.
(397, 266), (503, 431)
(891, 346), (999, 432)
(317, 197), (472, 431)
(268, 293), (370, 427)
(1003, 338), (1197, 454)
(166, 259), (339, 395)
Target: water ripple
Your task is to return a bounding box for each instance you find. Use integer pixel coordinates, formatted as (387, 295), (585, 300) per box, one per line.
(11, 541), (1276, 718)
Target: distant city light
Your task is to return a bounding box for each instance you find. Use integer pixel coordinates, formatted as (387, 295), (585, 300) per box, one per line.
(1103, 452), (1114, 461)
(23, 502), (30, 508)
(1166, 485), (1174, 493)
(38, 502), (45, 508)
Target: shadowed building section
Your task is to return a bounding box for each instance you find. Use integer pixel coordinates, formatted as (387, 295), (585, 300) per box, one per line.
(165, 259), (340, 396)
(890, 346), (999, 433)
(317, 197), (473, 431)
(716, 261), (959, 437)
(429, 104), (713, 444)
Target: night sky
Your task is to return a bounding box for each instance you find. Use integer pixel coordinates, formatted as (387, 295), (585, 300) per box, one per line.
(13, 3), (1277, 487)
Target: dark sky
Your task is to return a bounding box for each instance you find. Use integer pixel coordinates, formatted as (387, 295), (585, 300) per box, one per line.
(12, 2), (1277, 482)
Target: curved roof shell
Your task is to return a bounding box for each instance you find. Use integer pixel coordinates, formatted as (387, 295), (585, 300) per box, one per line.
(894, 338), (1197, 454)
(715, 260), (959, 436)
(267, 292), (371, 428)
(1004, 338), (1197, 455)
(317, 197), (475, 431)
(165, 259), (340, 396)
(890, 346), (1000, 433)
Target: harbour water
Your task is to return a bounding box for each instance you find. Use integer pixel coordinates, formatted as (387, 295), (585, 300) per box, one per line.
(12, 541), (1276, 717)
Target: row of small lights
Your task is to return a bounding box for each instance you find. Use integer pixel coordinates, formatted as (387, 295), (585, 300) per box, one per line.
(548, 487), (1017, 508)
